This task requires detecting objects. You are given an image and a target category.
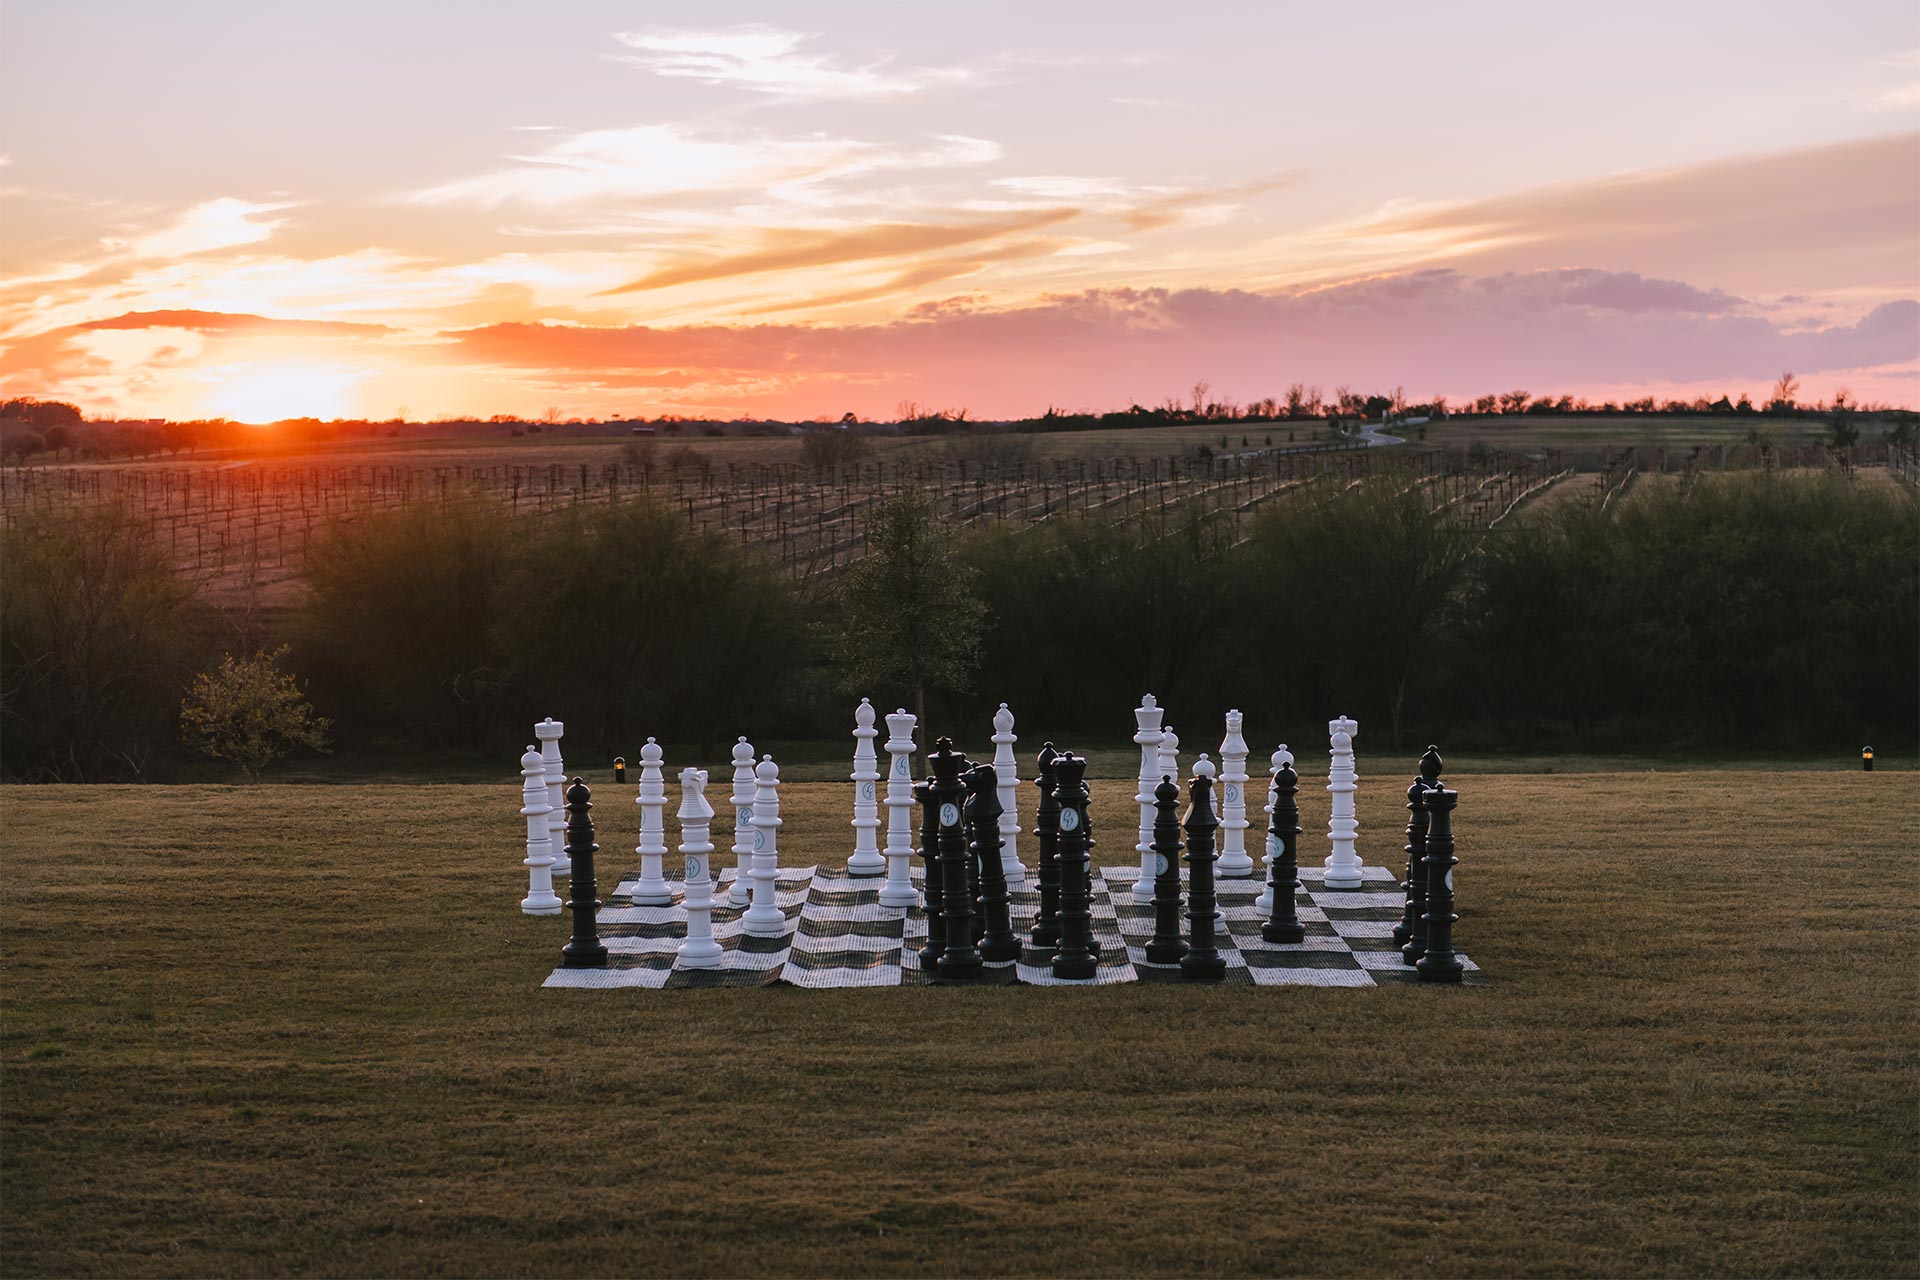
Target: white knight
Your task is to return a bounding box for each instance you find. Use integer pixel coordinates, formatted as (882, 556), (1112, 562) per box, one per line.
(676, 768), (723, 968)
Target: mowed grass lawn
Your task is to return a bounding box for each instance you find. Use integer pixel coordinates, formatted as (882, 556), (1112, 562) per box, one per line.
(3, 770), (1915, 1277)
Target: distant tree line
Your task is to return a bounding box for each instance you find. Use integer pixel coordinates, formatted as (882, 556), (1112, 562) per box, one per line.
(3, 467), (1913, 781)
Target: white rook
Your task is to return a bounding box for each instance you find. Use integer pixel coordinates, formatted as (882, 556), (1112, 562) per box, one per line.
(991, 703), (1026, 887)
(742, 755), (786, 937)
(535, 717), (570, 874)
(848, 698), (885, 876)
(1217, 710), (1255, 877)
(518, 745), (561, 915)
(676, 767), (723, 968)
(1257, 744), (1292, 917)
(1131, 695), (1166, 903)
(727, 737), (756, 907)
(632, 738), (673, 905)
(878, 709), (920, 908)
(1324, 715), (1363, 889)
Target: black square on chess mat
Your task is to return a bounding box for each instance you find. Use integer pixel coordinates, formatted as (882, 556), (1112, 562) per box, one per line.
(541, 864), (1487, 989)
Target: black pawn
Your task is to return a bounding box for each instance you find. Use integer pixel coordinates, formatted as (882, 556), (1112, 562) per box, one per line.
(1416, 786), (1464, 984)
(915, 778), (945, 971)
(1261, 756), (1305, 945)
(1397, 744), (1443, 967)
(1027, 743), (1062, 953)
(1143, 775), (1189, 965)
(1049, 752), (1098, 980)
(1180, 767), (1227, 982)
(559, 777), (607, 969)
(1394, 746), (1442, 952)
(931, 738), (982, 981)
(968, 764), (1021, 962)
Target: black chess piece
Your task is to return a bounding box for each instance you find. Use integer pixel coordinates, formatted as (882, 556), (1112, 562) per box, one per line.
(1027, 743), (1062, 953)
(1143, 775), (1189, 965)
(960, 754), (985, 944)
(931, 738), (982, 980)
(915, 778), (945, 971)
(1049, 752), (1098, 980)
(1261, 755), (1305, 945)
(1180, 763), (1227, 982)
(968, 764), (1020, 963)
(559, 778), (607, 969)
(1416, 785), (1464, 984)
(1394, 746), (1442, 951)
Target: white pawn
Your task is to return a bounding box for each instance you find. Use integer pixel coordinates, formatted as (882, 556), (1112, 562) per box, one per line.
(742, 755), (787, 937)
(1131, 695), (1166, 903)
(536, 717), (570, 875)
(1324, 715), (1364, 889)
(631, 738), (673, 905)
(848, 699), (885, 876)
(518, 746), (561, 915)
(1256, 744), (1293, 917)
(878, 709), (920, 908)
(1217, 710), (1255, 877)
(991, 703), (1026, 887)
(676, 768), (723, 968)
(727, 737), (756, 907)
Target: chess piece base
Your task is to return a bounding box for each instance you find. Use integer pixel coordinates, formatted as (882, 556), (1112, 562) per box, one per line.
(631, 886), (673, 906)
(520, 895), (562, 916)
(560, 942), (607, 968)
(877, 882), (920, 908)
(678, 940), (724, 967)
(847, 851), (886, 875)
(1144, 937), (1189, 965)
(1180, 954), (1226, 981)
(1261, 920), (1305, 945)
(1416, 954), (1464, 983)
(1322, 870), (1364, 890)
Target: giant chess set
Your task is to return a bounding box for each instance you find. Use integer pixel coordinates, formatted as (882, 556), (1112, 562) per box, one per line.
(519, 700), (1484, 989)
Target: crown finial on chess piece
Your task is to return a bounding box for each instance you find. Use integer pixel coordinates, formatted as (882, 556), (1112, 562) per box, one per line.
(1420, 744), (1443, 783)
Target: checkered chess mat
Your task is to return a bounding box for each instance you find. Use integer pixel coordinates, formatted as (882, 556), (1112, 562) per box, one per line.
(541, 863), (1485, 989)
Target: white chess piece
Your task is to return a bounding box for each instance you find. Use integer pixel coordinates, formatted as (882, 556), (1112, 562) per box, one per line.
(676, 768), (723, 968)
(727, 737), (756, 907)
(1131, 695), (1166, 903)
(742, 755), (787, 937)
(1257, 744), (1293, 917)
(631, 738), (673, 904)
(991, 703), (1026, 887)
(535, 718), (570, 874)
(519, 746), (561, 915)
(1217, 710), (1255, 877)
(847, 699), (885, 875)
(878, 709), (920, 908)
(1324, 716), (1364, 889)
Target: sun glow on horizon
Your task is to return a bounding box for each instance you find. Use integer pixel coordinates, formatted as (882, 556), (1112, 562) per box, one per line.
(198, 361), (365, 424)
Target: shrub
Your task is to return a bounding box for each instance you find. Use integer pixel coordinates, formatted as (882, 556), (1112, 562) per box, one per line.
(0, 504), (210, 779)
(180, 645), (332, 780)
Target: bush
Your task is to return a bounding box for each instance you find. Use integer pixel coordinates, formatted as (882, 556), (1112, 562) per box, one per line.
(180, 646), (331, 780)
(0, 504), (210, 779)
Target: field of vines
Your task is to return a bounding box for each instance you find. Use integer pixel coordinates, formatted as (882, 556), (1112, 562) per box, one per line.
(0, 439), (1900, 610)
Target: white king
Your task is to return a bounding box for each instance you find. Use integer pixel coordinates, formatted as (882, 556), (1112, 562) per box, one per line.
(878, 709), (921, 908)
(676, 768), (723, 968)
(1257, 744), (1293, 917)
(1131, 695), (1166, 903)
(535, 718), (570, 875)
(727, 737), (756, 907)
(519, 745), (561, 915)
(847, 698), (885, 876)
(631, 737), (673, 905)
(742, 755), (787, 937)
(1217, 710), (1255, 877)
(991, 703), (1026, 887)
(1324, 715), (1364, 889)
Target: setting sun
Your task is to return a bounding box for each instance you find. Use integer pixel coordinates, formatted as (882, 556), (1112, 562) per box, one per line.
(198, 361), (361, 424)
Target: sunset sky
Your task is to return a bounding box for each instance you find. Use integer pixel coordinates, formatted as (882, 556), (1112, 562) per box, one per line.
(2, 0), (1917, 422)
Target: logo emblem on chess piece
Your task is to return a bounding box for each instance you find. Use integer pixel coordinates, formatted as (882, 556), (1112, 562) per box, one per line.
(940, 802), (960, 827)
(1059, 808), (1081, 831)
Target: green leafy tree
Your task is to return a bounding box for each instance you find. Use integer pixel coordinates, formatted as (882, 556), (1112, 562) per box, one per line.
(832, 485), (984, 754)
(180, 646), (332, 780)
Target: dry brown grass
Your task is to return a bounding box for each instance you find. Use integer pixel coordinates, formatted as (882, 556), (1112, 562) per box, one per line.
(3, 772), (1915, 1277)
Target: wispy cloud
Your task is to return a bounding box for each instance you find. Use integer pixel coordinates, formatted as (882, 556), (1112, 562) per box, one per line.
(610, 25), (988, 101)
(107, 197), (296, 260)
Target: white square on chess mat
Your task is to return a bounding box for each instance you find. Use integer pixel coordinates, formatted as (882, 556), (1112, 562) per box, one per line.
(542, 864), (1486, 989)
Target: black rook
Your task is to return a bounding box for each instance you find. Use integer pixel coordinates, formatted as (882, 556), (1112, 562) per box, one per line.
(1180, 765), (1227, 982)
(559, 778), (607, 969)
(932, 739), (983, 980)
(1049, 752), (1098, 981)
(1261, 755), (1305, 946)
(1143, 775), (1189, 965)
(1416, 785), (1465, 984)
